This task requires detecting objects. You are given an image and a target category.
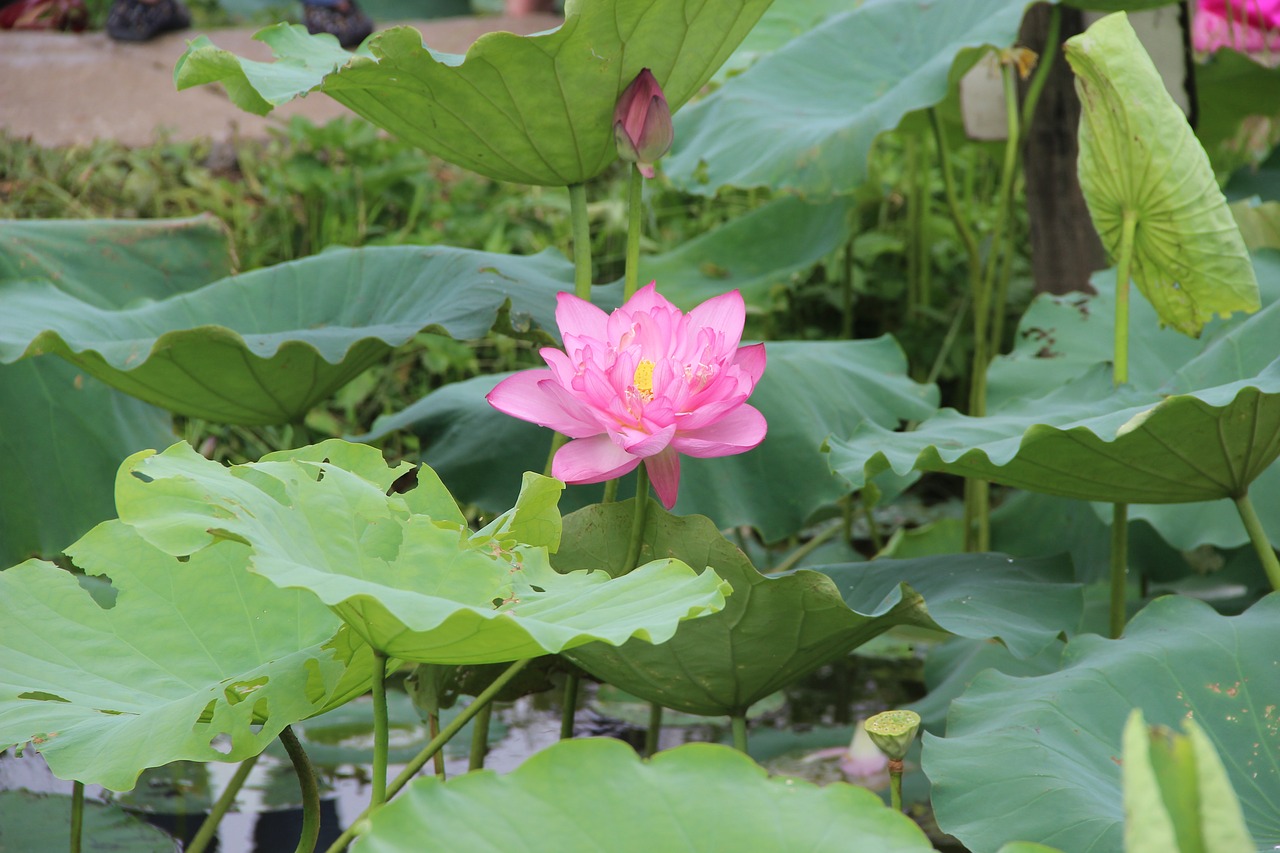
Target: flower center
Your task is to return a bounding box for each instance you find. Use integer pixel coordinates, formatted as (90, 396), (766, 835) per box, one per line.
(633, 359), (656, 402)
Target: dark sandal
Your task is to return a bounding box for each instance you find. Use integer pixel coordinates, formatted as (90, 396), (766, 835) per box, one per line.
(105, 0), (189, 41)
(303, 0), (372, 49)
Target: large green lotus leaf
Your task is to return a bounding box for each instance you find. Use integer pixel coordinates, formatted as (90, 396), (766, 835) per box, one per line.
(0, 520), (369, 792)
(0, 790), (176, 853)
(359, 337), (938, 544)
(663, 0), (1043, 198)
(709, 0), (851, 84)
(923, 593), (1280, 852)
(0, 215), (235, 305)
(0, 245), (573, 424)
(830, 357), (1280, 505)
(1066, 13), (1259, 337)
(638, 196), (853, 311)
(0, 359), (174, 566)
(559, 500), (1078, 717)
(116, 440), (729, 664)
(173, 0), (774, 187)
(351, 739), (938, 853)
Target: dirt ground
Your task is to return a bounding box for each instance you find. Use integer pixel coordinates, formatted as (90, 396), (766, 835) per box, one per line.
(0, 13), (561, 147)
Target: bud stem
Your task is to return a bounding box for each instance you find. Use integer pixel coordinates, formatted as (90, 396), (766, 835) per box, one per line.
(568, 183), (593, 301)
(624, 164), (644, 300)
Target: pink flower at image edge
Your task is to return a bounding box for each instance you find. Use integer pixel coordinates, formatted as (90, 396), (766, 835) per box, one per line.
(486, 284), (767, 509)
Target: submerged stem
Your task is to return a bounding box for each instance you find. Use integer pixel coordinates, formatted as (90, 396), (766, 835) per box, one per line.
(730, 714), (749, 754)
(69, 781), (83, 853)
(560, 673), (580, 740)
(624, 165), (644, 300)
(568, 183), (593, 301)
(645, 702), (664, 757)
(186, 754), (260, 853)
(370, 651), (389, 809)
(1110, 503), (1129, 639)
(279, 726), (321, 853)
(1235, 492), (1280, 590)
(322, 658), (533, 853)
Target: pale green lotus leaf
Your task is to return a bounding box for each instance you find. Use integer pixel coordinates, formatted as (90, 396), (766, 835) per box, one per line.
(0, 520), (368, 791)
(1066, 12), (1258, 336)
(116, 440), (729, 664)
(350, 739), (938, 853)
(174, 0), (774, 186)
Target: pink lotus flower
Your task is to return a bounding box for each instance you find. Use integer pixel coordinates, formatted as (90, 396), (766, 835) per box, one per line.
(614, 68), (674, 179)
(1194, 0), (1280, 53)
(486, 284), (767, 509)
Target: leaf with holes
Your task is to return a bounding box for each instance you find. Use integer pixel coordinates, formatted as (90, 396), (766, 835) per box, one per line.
(350, 739), (938, 853)
(0, 520), (371, 791)
(173, 0), (774, 187)
(116, 440), (729, 664)
(924, 593), (1280, 852)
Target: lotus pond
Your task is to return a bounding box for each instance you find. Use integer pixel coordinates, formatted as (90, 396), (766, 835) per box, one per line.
(2, 2), (1280, 852)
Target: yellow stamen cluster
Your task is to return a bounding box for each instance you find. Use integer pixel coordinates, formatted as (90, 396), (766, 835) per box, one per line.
(633, 359), (656, 402)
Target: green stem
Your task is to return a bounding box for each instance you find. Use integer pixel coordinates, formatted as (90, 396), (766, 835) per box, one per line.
(1235, 492), (1280, 590)
(841, 233), (856, 339)
(862, 489), (885, 554)
(1114, 210), (1138, 386)
(69, 781), (83, 853)
(622, 465), (651, 572)
(924, 295), (971, 388)
(889, 761), (904, 812)
(543, 432), (568, 478)
(644, 702), (664, 758)
(624, 165), (644, 300)
(602, 478), (619, 504)
(568, 183), (593, 301)
(428, 713), (445, 779)
(279, 726), (321, 853)
(730, 714), (749, 754)
(186, 754), (260, 853)
(369, 651), (389, 809)
(929, 110), (982, 338)
(323, 659), (533, 853)
(964, 479), (991, 553)
(468, 703), (493, 771)
(772, 523), (840, 575)
(1110, 502), (1129, 639)
(1020, 5), (1062, 132)
(560, 673), (580, 740)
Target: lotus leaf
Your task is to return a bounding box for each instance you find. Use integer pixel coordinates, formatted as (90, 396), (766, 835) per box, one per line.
(0, 790), (176, 852)
(0, 520), (369, 791)
(559, 500), (1078, 717)
(1067, 13), (1258, 336)
(664, 0), (1045, 197)
(116, 440), (730, 664)
(173, 0), (773, 186)
(924, 593), (1280, 852)
(360, 337), (938, 543)
(350, 739), (938, 853)
(0, 245), (573, 424)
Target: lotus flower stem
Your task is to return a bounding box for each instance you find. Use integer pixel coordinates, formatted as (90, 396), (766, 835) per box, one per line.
(186, 754), (260, 853)
(622, 464), (652, 572)
(323, 658), (533, 853)
(624, 165), (644, 300)
(602, 478), (620, 503)
(69, 780), (83, 853)
(730, 713), (749, 754)
(370, 650), (390, 807)
(772, 522), (841, 575)
(468, 703), (493, 770)
(1234, 492), (1280, 590)
(568, 183), (593, 301)
(980, 58), (1022, 364)
(559, 673), (580, 740)
(1110, 502), (1129, 638)
(645, 702), (664, 757)
(279, 726), (321, 853)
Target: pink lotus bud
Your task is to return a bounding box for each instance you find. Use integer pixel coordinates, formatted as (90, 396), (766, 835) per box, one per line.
(614, 68), (673, 179)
